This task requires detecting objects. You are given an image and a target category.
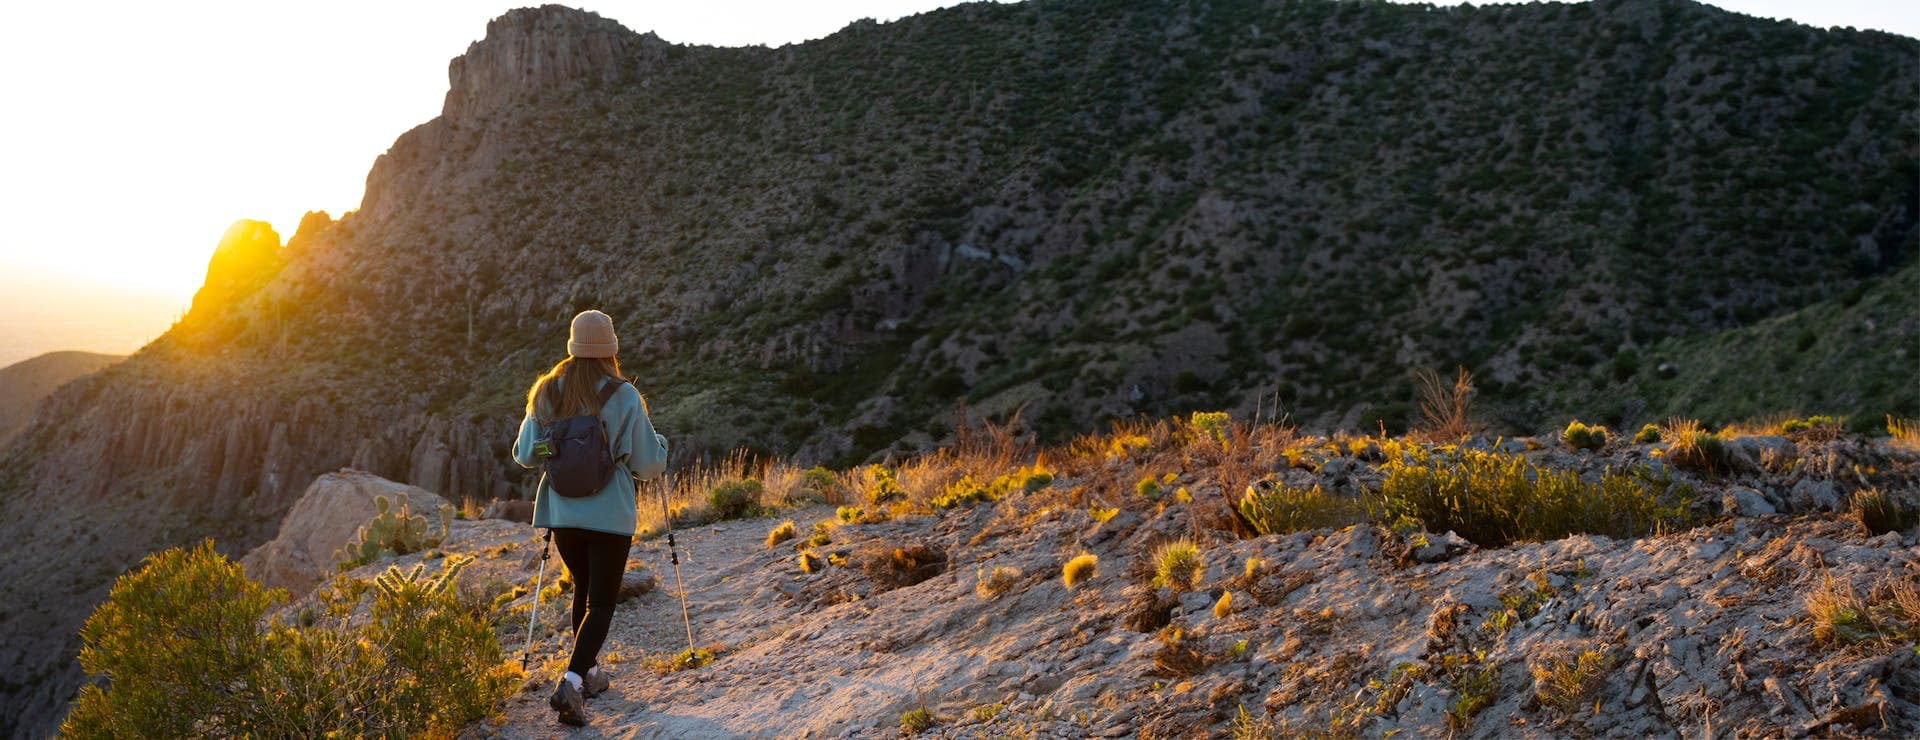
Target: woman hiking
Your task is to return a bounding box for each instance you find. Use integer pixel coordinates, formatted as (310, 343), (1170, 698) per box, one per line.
(511, 309), (668, 726)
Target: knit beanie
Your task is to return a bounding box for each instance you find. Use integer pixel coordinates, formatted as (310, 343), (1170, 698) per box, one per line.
(567, 310), (618, 358)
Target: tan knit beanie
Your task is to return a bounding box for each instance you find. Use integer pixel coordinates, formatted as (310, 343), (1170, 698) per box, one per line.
(567, 310), (618, 358)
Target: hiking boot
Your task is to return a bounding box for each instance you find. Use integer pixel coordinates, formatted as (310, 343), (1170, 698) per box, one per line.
(549, 678), (587, 726)
(582, 668), (611, 698)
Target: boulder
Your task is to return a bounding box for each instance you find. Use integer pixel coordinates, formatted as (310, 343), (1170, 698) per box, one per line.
(241, 470), (450, 595)
(1721, 487), (1777, 518)
(482, 498), (535, 523)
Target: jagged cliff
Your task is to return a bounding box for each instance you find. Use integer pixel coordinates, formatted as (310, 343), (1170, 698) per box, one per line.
(2, 0), (1917, 734)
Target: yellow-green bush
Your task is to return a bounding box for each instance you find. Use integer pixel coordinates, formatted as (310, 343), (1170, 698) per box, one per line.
(1380, 447), (1694, 548)
(64, 543), (513, 738)
(932, 465), (1054, 509)
(861, 465), (904, 504)
(1189, 411), (1233, 446)
(1561, 420), (1608, 451)
(1237, 480), (1365, 535)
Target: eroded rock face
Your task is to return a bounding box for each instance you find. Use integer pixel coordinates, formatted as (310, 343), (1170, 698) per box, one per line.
(241, 470), (450, 595)
(442, 5), (639, 121)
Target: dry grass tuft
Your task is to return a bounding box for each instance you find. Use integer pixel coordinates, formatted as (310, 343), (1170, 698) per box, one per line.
(975, 566), (1021, 600)
(1149, 625), (1216, 678)
(858, 542), (947, 590)
(1659, 418), (1728, 475)
(1889, 415), (1920, 452)
(1411, 367), (1479, 443)
(1806, 573), (1920, 646)
(1531, 647), (1615, 715)
(1852, 488), (1919, 535)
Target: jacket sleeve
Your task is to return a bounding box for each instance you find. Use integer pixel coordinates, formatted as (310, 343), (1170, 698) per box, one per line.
(618, 387), (668, 480)
(511, 413), (543, 469)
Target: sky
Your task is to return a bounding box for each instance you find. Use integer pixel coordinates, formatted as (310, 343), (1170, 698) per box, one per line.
(0, 0), (1911, 366)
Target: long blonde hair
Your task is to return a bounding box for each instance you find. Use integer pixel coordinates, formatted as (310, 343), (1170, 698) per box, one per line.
(525, 356), (625, 423)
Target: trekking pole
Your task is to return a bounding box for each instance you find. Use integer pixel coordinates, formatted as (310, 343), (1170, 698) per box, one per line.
(520, 529), (552, 670)
(657, 468), (698, 651)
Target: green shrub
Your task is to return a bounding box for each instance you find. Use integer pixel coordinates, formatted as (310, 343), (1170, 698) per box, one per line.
(802, 466), (840, 497)
(837, 506), (865, 523)
(64, 542), (279, 737)
(1062, 553), (1098, 589)
(1380, 447), (1695, 548)
(1631, 424), (1662, 444)
(1190, 411), (1233, 445)
(900, 707), (937, 733)
(1152, 539), (1205, 591)
(862, 465), (904, 504)
(1237, 480), (1365, 535)
(1561, 420), (1608, 451)
(708, 478), (765, 520)
(798, 550), (824, 573)
(333, 493), (453, 569)
(64, 544), (513, 738)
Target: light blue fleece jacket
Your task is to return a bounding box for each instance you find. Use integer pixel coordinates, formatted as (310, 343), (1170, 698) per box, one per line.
(512, 375), (668, 537)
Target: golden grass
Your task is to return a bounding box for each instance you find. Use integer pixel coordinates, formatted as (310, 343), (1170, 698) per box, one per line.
(1062, 553), (1098, 589)
(1806, 572), (1919, 647)
(1889, 415), (1920, 452)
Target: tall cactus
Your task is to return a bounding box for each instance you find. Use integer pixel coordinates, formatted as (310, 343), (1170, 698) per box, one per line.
(334, 492), (457, 569)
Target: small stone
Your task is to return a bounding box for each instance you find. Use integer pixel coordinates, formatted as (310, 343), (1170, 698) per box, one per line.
(617, 570), (656, 602)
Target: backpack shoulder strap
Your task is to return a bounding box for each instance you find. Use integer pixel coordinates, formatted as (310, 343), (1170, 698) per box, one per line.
(596, 377), (629, 407)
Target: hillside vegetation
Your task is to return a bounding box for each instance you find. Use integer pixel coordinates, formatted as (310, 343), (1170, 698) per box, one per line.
(1, 0), (1915, 735)
(70, 409), (1920, 735)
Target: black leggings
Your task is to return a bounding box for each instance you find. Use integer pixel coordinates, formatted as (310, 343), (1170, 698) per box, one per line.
(552, 527), (633, 675)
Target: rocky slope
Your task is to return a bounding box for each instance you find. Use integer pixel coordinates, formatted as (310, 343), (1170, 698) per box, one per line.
(0, 350), (122, 447)
(3, 0), (1917, 734)
(313, 426), (1917, 737)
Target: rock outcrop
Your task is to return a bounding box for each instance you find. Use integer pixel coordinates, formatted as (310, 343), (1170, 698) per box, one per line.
(240, 470), (450, 595)
(184, 220), (282, 323)
(441, 5), (642, 121)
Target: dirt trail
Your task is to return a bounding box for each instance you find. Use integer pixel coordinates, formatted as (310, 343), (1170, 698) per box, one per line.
(483, 507), (841, 739)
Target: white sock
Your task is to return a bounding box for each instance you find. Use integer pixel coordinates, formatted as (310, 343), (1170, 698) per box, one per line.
(564, 671), (583, 690)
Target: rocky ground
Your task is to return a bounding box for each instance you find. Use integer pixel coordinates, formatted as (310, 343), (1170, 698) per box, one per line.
(277, 430), (1920, 739)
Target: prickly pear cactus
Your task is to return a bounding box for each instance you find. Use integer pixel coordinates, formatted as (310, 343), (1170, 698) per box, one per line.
(333, 493), (458, 569)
